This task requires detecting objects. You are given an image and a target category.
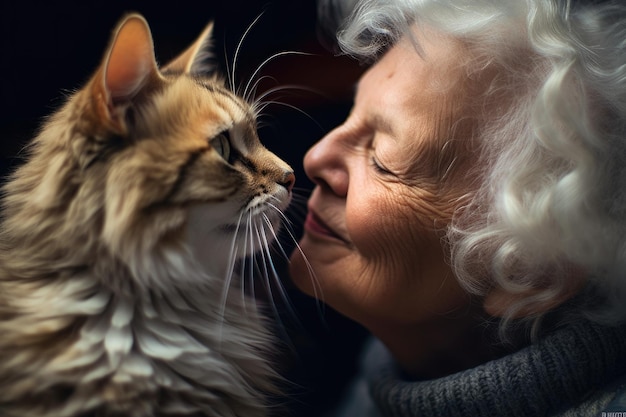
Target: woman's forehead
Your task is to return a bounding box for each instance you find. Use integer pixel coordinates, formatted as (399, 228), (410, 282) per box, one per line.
(355, 34), (471, 139)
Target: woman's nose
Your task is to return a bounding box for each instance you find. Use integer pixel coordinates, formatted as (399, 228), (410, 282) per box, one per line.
(303, 127), (349, 197)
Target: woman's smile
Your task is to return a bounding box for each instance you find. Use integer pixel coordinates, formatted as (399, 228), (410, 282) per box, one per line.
(304, 209), (346, 243)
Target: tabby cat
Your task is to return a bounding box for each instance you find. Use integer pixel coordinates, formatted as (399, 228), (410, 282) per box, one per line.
(0, 13), (295, 417)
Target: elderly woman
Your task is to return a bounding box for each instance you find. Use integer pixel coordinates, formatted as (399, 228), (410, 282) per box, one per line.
(289, 0), (626, 415)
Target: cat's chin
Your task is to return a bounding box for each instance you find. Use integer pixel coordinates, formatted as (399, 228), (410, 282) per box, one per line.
(184, 203), (284, 279)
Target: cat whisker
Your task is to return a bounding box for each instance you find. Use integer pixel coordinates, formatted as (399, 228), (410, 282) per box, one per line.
(266, 198), (306, 246)
(225, 210), (246, 282)
(238, 214), (249, 294)
(256, 100), (323, 131)
(266, 198), (295, 226)
(245, 75), (279, 107)
(257, 214), (305, 344)
(290, 193), (312, 209)
(253, 219), (280, 307)
(287, 193), (311, 224)
(290, 187), (313, 203)
(264, 204), (325, 314)
(252, 220), (270, 287)
(254, 84), (323, 106)
(218, 210), (246, 343)
(223, 42), (234, 94)
(293, 186), (312, 193)
(267, 199), (308, 235)
(240, 213), (257, 314)
(243, 51), (313, 102)
(292, 238), (326, 316)
(230, 11), (266, 94)
(261, 206), (291, 261)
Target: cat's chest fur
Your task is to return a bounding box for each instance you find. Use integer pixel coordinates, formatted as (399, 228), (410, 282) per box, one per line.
(0, 270), (273, 417)
(0, 13), (293, 417)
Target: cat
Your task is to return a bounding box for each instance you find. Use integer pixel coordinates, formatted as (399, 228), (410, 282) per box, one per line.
(0, 13), (295, 417)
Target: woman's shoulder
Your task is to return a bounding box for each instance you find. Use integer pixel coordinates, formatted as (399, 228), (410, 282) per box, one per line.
(556, 375), (626, 416)
(337, 320), (626, 417)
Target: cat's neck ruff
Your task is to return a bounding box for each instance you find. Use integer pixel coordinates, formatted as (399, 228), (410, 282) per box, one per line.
(0, 257), (276, 417)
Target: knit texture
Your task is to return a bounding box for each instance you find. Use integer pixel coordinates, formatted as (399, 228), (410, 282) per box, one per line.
(344, 319), (626, 417)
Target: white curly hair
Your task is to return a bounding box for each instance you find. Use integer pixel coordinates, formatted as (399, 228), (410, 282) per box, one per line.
(318, 0), (626, 327)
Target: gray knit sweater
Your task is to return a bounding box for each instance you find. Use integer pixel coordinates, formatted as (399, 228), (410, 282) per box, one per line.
(332, 319), (626, 417)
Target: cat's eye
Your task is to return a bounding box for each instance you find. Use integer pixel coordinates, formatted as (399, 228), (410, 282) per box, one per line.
(210, 131), (231, 162)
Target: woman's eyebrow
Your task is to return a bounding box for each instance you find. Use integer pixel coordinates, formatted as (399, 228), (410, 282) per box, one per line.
(370, 112), (397, 140)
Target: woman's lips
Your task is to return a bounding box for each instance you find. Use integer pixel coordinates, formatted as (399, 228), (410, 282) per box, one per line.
(304, 210), (346, 243)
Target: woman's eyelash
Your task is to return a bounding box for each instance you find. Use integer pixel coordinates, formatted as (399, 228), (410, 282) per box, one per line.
(371, 157), (394, 175)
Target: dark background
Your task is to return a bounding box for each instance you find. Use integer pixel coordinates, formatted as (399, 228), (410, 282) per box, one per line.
(0, 1), (369, 415)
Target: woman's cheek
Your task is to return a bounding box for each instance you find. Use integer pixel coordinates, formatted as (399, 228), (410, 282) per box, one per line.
(348, 194), (416, 259)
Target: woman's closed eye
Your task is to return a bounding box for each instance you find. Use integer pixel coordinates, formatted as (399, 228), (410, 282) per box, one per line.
(371, 156), (395, 176)
(370, 152), (397, 177)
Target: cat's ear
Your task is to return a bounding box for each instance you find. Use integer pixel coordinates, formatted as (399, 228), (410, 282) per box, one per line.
(162, 22), (214, 75)
(90, 14), (160, 134)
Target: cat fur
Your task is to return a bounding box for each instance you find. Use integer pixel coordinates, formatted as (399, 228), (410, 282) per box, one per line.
(0, 13), (294, 417)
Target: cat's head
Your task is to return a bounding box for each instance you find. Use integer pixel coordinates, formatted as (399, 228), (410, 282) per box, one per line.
(3, 14), (295, 291)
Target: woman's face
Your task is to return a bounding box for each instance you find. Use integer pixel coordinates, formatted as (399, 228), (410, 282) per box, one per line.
(290, 32), (481, 327)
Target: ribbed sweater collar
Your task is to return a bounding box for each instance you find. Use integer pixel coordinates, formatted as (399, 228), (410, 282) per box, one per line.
(366, 319), (626, 417)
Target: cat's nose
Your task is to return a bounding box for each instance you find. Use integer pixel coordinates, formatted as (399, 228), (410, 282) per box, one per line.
(280, 171), (295, 193)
